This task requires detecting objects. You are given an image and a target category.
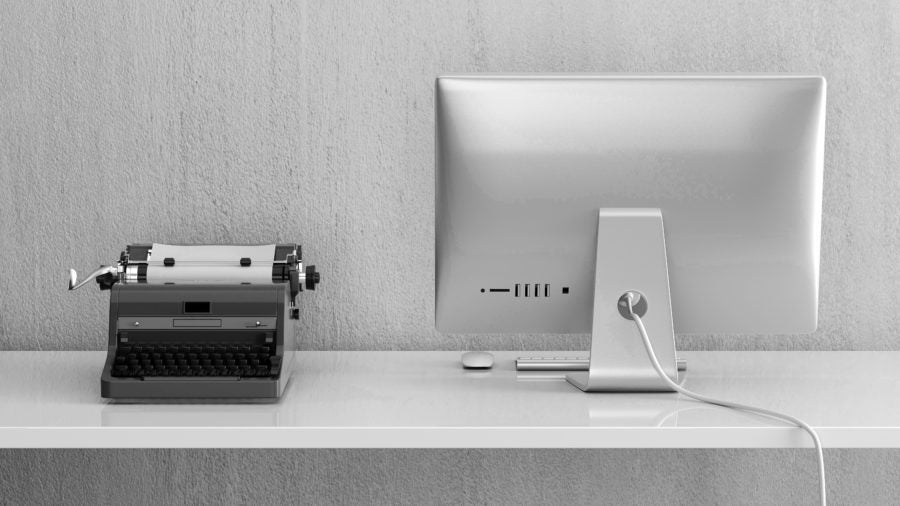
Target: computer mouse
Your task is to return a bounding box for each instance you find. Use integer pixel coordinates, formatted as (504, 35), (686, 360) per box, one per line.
(461, 351), (494, 369)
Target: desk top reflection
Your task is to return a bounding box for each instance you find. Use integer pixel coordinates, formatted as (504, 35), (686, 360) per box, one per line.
(1, 351), (898, 448)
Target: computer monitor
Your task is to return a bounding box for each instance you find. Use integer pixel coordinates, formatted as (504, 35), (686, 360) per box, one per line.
(435, 74), (826, 392)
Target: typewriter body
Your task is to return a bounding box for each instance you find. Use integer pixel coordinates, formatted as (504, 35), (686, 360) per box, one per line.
(69, 243), (319, 403)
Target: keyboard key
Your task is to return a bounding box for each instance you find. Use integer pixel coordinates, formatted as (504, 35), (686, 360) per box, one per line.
(110, 341), (281, 380)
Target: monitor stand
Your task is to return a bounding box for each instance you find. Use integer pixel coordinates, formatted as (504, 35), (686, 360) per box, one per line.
(566, 209), (679, 392)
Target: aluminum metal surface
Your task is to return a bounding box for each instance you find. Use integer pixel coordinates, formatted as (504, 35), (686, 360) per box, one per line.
(435, 74), (826, 334)
(516, 357), (688, 372)
(566, 209), (677, 391)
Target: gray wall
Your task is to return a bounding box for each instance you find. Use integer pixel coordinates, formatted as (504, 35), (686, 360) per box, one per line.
(3, 0), (900, 352)
(3, 449), (900, 505)
(2, 1), (898, 504)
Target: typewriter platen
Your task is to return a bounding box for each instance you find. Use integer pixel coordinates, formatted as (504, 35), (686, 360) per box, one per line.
(69, 243), (320, 402)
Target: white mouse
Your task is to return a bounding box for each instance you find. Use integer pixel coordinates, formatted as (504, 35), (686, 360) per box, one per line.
(461, 351), (494, 369)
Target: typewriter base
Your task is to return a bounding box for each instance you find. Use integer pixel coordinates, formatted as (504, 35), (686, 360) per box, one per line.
(101, 374), (291, 403)
(101, 283), (297, 403)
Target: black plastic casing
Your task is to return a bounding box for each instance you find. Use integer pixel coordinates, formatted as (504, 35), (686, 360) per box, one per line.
(100, 284), (295, 402)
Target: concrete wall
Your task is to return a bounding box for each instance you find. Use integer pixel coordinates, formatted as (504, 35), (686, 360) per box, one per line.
(2, 1), (898, 504)
(2, 449), (900, 505)
(2, 0), (899, 352)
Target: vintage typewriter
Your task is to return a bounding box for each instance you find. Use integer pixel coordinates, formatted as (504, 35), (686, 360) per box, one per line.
(69, 243), (319, 402)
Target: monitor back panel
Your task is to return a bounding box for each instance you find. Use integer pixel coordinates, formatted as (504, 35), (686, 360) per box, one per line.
(435, 74), (825, 335)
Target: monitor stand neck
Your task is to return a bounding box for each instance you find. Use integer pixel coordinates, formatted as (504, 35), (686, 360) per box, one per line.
(566, 209), (679, 392)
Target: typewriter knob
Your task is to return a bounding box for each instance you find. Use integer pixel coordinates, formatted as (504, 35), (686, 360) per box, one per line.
(96, 271), (118, 290)
(305, 265), (320, 291)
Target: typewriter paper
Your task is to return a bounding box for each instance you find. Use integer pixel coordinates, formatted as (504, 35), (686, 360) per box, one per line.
(144, 244), (277, 284)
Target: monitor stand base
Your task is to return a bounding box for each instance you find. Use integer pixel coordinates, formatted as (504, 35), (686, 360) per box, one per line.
(566, 209), (679, 392)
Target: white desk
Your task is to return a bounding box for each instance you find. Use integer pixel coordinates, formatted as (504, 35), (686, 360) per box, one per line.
(1, 351), (898, 448)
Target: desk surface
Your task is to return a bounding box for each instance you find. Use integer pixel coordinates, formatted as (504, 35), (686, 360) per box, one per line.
(1, 351), (898, 448)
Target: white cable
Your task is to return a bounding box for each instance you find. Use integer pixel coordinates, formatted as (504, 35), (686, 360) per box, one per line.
(623, 292), (826, 506)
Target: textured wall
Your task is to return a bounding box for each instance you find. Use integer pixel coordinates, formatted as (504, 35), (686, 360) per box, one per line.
(2, 1), (899, 504)
(2, 0), (899, 352)
(3, 449), (900, 505)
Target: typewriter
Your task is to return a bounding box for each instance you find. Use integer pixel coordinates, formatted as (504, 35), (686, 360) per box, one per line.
(69, 243), (319, 402)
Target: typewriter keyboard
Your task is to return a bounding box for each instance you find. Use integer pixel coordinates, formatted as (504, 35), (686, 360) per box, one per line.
(110, 343), (281, 379)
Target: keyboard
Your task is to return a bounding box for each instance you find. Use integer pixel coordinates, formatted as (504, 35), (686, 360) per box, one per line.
(516, 356), (590, 371)
(110, 343), (281, 379)
(517, 356), (687, 372)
